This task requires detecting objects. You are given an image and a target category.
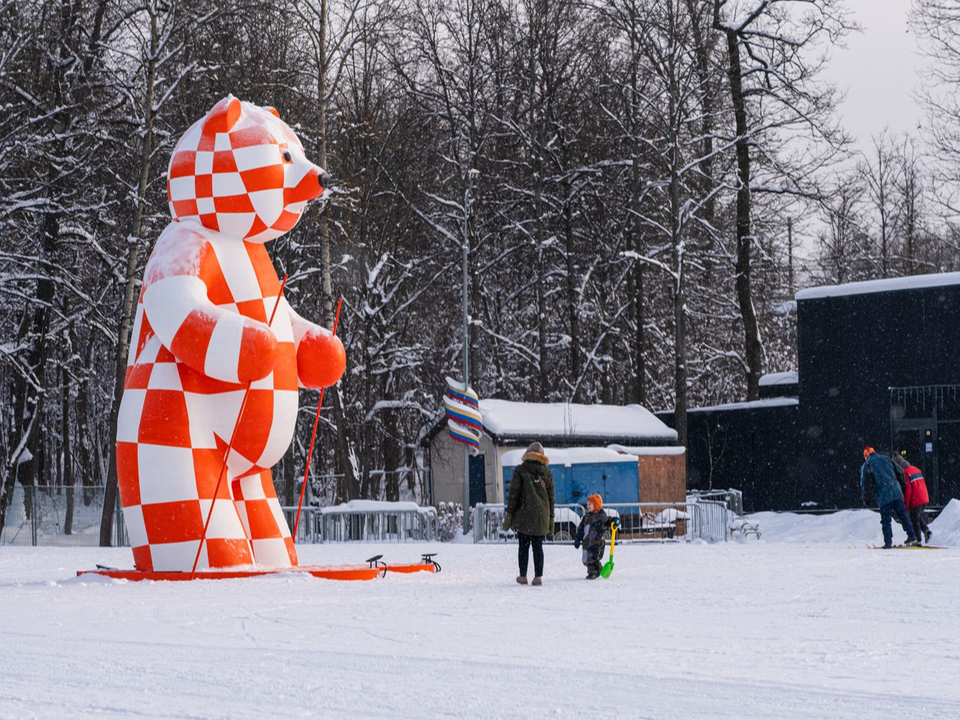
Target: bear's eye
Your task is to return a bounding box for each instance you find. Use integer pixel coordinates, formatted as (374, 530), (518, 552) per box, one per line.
(283, 150), (292, 163)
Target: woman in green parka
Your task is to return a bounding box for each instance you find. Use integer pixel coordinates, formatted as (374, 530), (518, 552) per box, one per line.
(503, 441), (555, 586)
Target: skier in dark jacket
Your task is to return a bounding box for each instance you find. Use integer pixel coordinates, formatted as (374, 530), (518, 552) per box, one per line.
(504, 441), (555, 586)
(574, 494), (619, 579)
(892, 453), (932, 544)
(860, 446), (918, 548)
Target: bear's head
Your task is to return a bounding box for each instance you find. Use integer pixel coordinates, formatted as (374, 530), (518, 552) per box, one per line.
(167, 96), (329, 242)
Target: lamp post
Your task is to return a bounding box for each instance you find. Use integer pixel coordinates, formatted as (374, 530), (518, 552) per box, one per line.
(462, 167), (479, 534)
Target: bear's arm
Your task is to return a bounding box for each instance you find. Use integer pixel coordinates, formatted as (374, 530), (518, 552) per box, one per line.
(285, 301), (345, 389)
(141, 227), (277, 383)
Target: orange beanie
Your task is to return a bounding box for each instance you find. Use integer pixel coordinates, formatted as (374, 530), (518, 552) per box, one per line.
(863, 446), (875, 460)
(587, 494), (603, 511)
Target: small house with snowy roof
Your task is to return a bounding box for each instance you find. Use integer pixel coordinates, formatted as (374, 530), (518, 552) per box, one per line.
(423, 399), (682, 508)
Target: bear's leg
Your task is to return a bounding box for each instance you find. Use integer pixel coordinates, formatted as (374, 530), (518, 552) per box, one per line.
(117, 440), (254, 572)
(232, 469), (299, 568)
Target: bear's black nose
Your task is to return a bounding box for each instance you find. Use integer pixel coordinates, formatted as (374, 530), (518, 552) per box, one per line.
(319, 171), (331, 189)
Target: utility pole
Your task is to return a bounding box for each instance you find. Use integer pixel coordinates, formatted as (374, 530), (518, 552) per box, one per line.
(462, 168), (479, 533)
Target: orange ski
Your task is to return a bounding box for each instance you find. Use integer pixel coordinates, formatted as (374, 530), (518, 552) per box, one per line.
(78, 564), (381, 582)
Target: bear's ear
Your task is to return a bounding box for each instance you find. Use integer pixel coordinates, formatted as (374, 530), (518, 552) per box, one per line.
(204, 96), (242, 134)
(264, 106), (281, 119)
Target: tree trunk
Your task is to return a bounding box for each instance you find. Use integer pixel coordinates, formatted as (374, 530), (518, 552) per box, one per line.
(536, 237), (548, 400)
(62, 355), (75, 536)
(383, 410), (401, 502)
(724, 28), (762, 401)
(314, 0), (358, 502)
(76, 330), (96, 503)
(18, 194), (59, 495)
(288, 448), (299, 507)
(0, 314), (36, 538)
(563, 197), (581, 401)
(632, 261), (647, 406)
(668, 20), (688, 450)
(100, 8), (159, 545)
(529, 23), (549, 400)
(626, 6), (646, 407)
(684, 0), (718, 233)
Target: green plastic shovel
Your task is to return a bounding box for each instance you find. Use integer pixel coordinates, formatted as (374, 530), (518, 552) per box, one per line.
(600, 524), (618, 578)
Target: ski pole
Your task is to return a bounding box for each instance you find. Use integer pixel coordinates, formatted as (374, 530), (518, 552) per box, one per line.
(293, 296), (343, 542)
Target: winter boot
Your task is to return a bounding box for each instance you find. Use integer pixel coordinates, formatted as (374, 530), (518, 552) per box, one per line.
(905, 537), (920, 547)
(926, 529), (933, 543)
(516, 576), (528, 585)
(531, 576), (543, 586)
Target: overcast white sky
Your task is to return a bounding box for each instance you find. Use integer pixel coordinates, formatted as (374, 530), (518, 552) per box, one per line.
(823, 0), (923, 148)
(786, 0), (927, 262)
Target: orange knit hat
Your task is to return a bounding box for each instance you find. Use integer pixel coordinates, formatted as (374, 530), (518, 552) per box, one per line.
(587, 494), (603, 511)
(863, 446), (875, 460)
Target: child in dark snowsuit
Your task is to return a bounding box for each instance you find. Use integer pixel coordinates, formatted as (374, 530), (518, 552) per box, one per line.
(574, 494), (618, 579)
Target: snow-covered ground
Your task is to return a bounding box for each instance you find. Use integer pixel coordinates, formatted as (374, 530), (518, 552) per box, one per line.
(3, 505), (960, 720)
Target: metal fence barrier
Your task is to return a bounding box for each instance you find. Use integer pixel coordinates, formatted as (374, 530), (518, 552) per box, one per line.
(686, 489), (762, 539)
(473, 501), (730, 543)
(1, 485), (126, 547)
(281, 507), (319, 544)
(1, 485), (440, 547)
(313, 506), (438, 543)
(472, 503), (585, 544)
(3, 485), (729, 547)
(688, 488), (744, 516)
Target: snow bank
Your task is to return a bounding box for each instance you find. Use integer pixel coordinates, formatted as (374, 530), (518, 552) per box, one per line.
(750, 506), (959, 546)
(929, 498), (960, 546)
(480, 398), (677, 441)
(750, 509), (884, 544)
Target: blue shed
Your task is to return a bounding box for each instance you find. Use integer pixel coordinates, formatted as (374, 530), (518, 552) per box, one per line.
(502, 448), (641, 506)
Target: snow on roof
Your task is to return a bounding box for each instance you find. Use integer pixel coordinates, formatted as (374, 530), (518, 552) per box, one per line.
(608, 444), (686, 456)
(795, 272), (960, 301)
(687, 398), (799, 413)
(759, 371), (798, 387)
(502, 446), (640, 467)
(480, 399), (677, 441)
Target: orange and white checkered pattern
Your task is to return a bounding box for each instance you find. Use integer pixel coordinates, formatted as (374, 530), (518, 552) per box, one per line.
(167, 96), (325, 243)
(116, 97), (345, 573)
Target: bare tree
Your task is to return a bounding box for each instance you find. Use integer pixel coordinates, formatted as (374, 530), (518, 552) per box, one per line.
(100, 0), (216, 544)
(712, 0), (852, 399)
(859, 130), (902, 278)
(816, 176), (868, 285)
(290, 0), (376, 502)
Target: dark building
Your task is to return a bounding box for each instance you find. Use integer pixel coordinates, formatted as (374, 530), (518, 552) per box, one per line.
(660, 273), (960, 512)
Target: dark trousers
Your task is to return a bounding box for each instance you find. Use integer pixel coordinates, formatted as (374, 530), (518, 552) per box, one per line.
(909, 503), (930, 541)
(880, 498), (916, 547)
(582, 542), (605, 577)
(517, 532), (544, 577)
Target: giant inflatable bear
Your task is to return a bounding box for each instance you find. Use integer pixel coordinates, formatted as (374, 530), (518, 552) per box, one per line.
(116, 96), (345, 572)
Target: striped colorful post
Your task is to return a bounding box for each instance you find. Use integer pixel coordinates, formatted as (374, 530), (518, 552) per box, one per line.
(444, 376), (482, 454)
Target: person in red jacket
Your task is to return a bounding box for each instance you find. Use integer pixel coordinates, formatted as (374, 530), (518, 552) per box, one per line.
(892, 454), (932, 544)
